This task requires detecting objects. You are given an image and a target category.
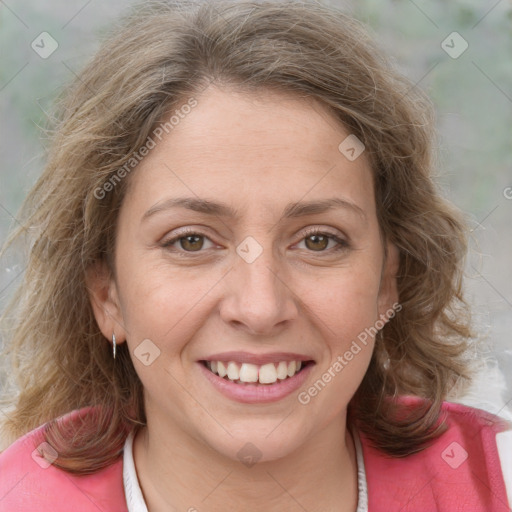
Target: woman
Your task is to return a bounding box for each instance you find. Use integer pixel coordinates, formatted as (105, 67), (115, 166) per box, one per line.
(0, 1), (510, 510)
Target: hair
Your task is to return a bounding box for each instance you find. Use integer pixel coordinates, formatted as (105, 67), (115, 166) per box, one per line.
(0, 0), (474, 473)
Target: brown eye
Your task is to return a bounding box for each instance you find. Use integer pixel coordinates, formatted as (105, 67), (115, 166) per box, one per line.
(178, 235), (204, 251)
(162, 231), (214, 253)
(296, 229), (348, 253)
(305, 233), (329, 251)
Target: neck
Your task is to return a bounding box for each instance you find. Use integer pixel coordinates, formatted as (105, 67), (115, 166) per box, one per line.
(133, 413), (359, 512)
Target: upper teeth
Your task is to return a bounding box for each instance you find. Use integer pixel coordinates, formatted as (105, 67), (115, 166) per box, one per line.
(206, 360), (303, 384)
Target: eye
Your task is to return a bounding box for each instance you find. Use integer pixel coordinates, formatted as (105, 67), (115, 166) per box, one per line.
(161, 229), (215, 252)
(161, 227), (349, 255)
(296, 228), (348, 253)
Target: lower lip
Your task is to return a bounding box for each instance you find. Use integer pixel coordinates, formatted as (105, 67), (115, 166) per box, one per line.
(197, 361), (315, 404)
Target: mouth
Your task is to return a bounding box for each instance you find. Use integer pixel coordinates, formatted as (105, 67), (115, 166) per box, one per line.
(200, 359), (315, 386)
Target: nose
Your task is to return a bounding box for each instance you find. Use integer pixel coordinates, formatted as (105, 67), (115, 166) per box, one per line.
(219, 243), (299, 336)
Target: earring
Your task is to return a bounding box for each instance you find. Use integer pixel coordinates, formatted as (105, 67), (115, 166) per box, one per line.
(112, 332), (117, 360)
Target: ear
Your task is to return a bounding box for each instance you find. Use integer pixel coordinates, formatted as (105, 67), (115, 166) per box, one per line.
(377, 241), (400, 320)
(85, 260), (127, 345)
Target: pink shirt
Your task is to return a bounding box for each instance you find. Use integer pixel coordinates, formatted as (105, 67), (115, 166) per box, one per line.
(1, 398), (510, 511)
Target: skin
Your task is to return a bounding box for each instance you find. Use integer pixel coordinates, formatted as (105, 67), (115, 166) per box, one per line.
(87, 85), (399, 512)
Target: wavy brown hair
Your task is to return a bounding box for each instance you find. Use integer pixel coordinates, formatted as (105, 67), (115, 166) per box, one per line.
(0, 0), (473, 473)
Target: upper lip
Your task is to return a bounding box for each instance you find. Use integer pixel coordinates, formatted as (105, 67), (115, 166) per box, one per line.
(201, 351), (315, 366)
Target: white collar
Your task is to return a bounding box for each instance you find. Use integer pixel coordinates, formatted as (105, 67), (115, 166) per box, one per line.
(123, 429), (149, 512)
(123, 427), (369, 512)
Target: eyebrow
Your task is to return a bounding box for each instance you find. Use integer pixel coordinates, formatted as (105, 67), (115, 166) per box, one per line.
(142, 196), (367, 222)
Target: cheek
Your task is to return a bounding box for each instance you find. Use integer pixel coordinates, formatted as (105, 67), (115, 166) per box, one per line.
(295, 269), (381, 413)
(116, 257), (219, 350)
(299, 263), (382, 343)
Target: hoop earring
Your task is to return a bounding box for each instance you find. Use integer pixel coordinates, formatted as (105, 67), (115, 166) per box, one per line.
(112, 332), (117, 360)
(378, 330), (390, 370)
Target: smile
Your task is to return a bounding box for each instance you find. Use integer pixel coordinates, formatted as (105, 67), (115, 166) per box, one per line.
(198, 356), (316, 404)
(202, 360), (311, 385)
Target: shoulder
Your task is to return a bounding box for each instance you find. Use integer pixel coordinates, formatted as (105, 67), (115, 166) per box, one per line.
(360, 397), (512, 511)
(0, 408), (126, 512)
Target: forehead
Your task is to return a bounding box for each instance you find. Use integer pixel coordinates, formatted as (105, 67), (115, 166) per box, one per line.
(125, 85), (376, 220)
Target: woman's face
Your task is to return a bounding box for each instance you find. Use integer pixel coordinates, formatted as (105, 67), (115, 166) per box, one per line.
(89, 85), (398, 462)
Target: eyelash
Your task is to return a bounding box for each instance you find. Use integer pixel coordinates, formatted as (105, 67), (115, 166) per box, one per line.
(161, 227), (349, 255)
(299, 227), (349, 253)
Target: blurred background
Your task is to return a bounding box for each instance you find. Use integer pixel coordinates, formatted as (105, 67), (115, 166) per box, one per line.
(1, 0), (511, 418)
